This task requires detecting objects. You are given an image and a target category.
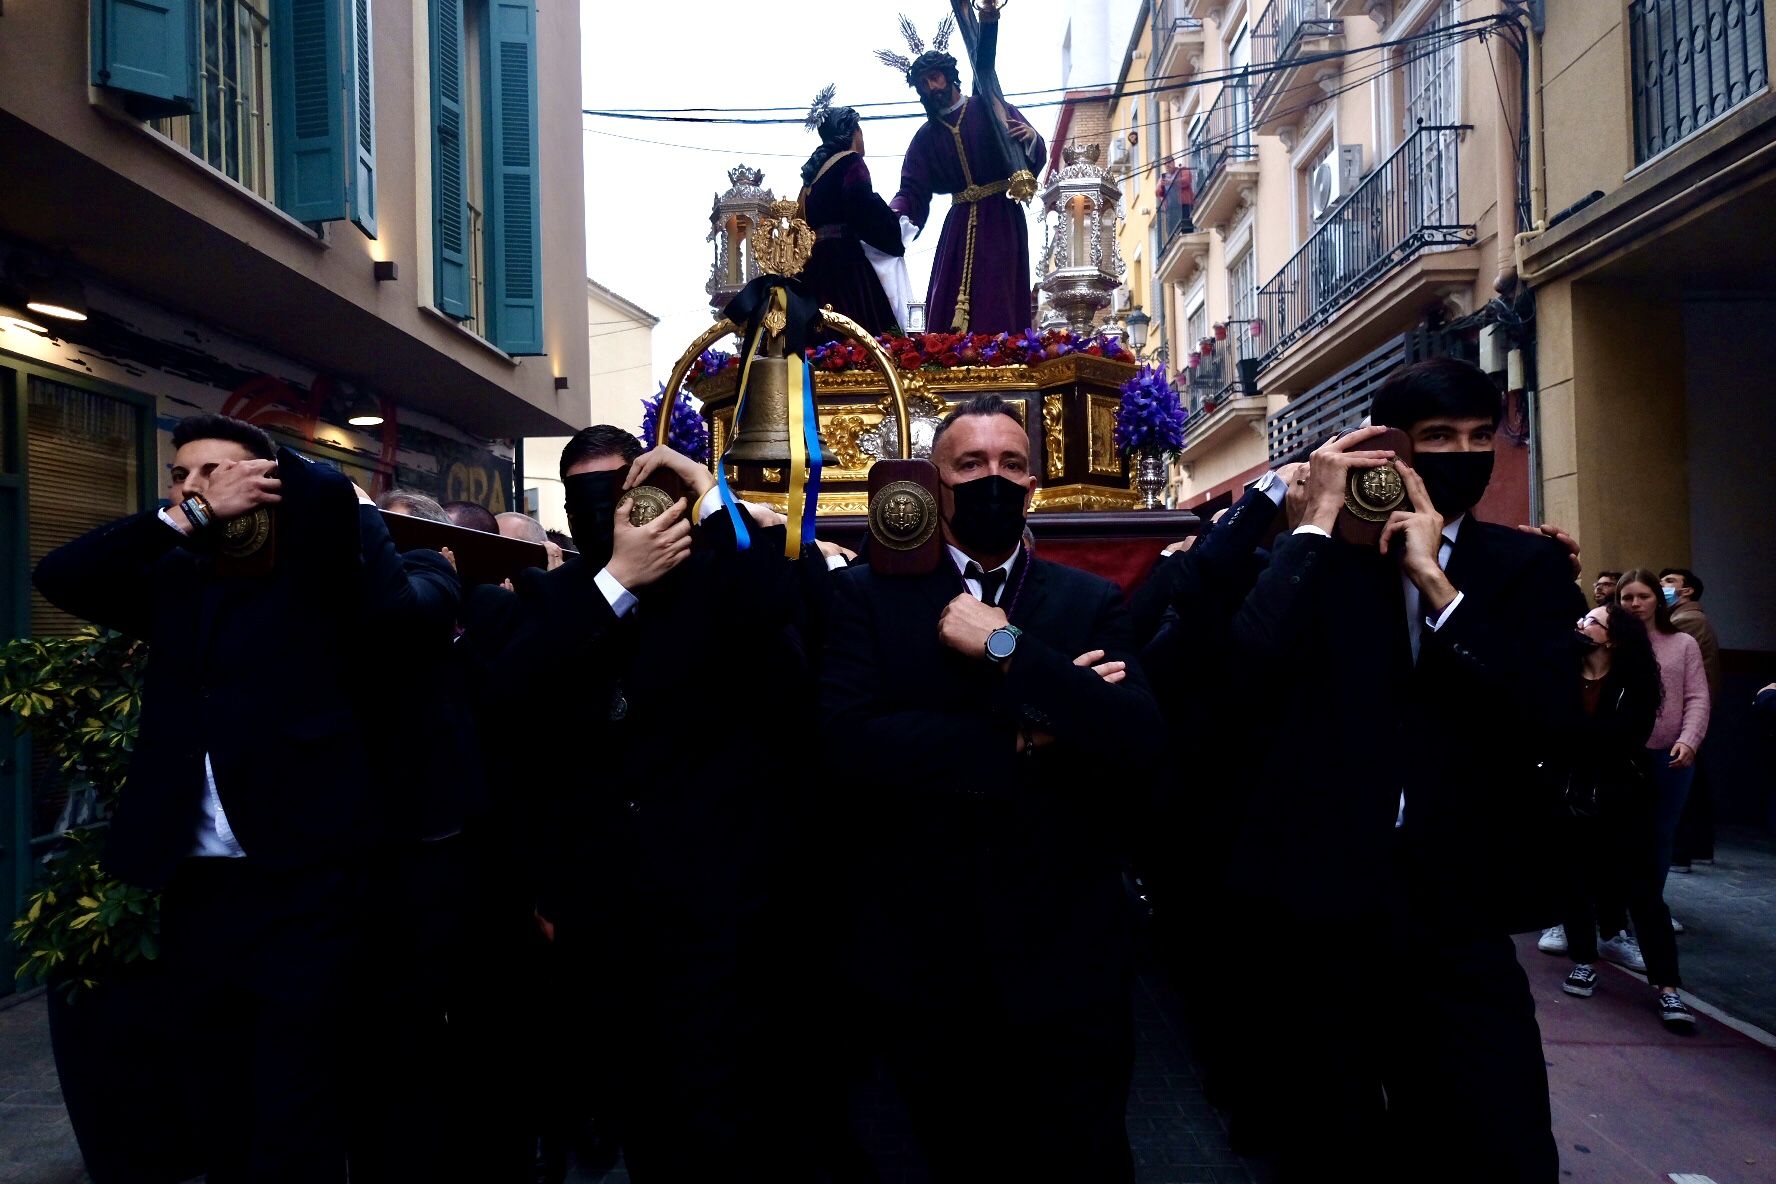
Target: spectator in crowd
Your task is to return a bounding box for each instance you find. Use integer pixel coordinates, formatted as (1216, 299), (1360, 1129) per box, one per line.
(1593, 570), (1621, 607)
(1614, 570), (1710, 901)
(1553, 603), (1694, 1030)
(1660, 567), (1722, 872)
(443, 499), (500, 533)
(378, 488), (451, 522)
(33, 415), (409, 1181)
(1227, 358), (1573, 1181)
(497, 510), (564, 570)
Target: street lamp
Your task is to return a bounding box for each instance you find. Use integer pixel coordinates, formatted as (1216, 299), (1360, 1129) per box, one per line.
(1126, 306), (1151, 354)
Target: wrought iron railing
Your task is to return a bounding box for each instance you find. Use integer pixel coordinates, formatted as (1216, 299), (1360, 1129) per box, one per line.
(1629, 0), (1769, 164)
(1253, 0), (1340, 105)
(1256, 124), (1475, 364)
(1158, 169), (1196, 252)
(1159, 12), (1206, 71)
(1190, 77), (1256, 198)
(1181, 321), (1260, 419)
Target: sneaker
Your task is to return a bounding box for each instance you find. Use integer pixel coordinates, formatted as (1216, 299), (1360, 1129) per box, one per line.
(1563, 964), (1599, 997)
(1537, 925), (1568, 954)
(1671, 916), (1685, 934)
(1657, 992), (1697, 1031)
(1599, 930), (1647, 973)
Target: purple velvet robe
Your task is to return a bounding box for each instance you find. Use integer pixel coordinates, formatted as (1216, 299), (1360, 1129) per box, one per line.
(891, 97), (1046, 335)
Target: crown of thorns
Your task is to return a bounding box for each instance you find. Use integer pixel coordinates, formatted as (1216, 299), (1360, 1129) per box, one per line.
(875, 13), (957, 83)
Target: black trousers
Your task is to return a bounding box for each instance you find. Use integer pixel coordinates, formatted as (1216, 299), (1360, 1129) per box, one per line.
(1561, 796), (1682, 987)
(1245, 905), (1557, 1184)
(160, 857), (360, 1184)
(870, 994), (1135, 1183)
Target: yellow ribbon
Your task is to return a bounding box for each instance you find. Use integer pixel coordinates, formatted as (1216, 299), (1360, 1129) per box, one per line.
(784, 352), (809, 560)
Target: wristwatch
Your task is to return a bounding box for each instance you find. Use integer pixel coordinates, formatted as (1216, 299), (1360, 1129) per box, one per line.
(985, 624), (1022, 662)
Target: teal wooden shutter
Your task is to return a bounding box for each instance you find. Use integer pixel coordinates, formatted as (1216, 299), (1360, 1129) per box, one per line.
(90, 0), (197, 116)
(431, 0), (471, 318)
(485, 0), (543, 354)
(274, 0), (348, 225)
(346, 0), (377, 237)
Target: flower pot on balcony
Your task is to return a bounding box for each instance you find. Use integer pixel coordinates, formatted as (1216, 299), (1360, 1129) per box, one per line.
(1214, 322), (1228, 340)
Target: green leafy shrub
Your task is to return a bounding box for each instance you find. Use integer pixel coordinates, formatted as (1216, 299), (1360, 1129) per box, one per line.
(0, 628), (155, 999)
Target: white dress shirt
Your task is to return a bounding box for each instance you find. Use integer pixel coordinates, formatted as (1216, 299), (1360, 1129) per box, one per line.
(948, 544), (1020, 605)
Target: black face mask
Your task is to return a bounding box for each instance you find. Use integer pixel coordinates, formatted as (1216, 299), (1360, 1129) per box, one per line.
(945, 474), (1028, 558)
(1413, 450), (1494, 518)
(562, 469), (626, 567)
(1573, 630), (1603, 653)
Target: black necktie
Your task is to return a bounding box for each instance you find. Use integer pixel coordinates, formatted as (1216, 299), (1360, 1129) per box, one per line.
(965, 561), (1007, 606)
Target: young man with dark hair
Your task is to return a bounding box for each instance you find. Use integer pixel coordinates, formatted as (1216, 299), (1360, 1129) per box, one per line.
(1659, 566), (1720, 872)
(820, 394), (1165, 1180)
(1227, 358), (1573, 1180)
(34, 413), (414, 1182)
(486, 428), (813, 1181)
(1594, 569), (1622, 606)
(441, 500), (500, 534)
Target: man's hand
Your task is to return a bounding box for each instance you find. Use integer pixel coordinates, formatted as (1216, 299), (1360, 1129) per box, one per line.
(533, 912), (555, 943)
(1301, 427), (1397, 534)
(1382, 462), (1457, 616)
(1275, 460), (1311, 531)
(440, 546), (457, 572)
(542, 539), (564, 571)
(1669, 741), (1696, 770)
(1007, 120), (1038, 144)
(202, 458), (282, 520)
(938, 592), (1009, 661)
(624, 445), (716, 502)
(815, 539), (858, 564)
(1160, 538), (1195, 557)
(605, 498), (691, 591)
(1516, 522), (1582, 578)
(1074, 649), (1126, 685)
(738, 500), (789, 528)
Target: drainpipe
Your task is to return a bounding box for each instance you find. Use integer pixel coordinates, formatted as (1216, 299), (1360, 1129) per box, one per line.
(1511, 8), (1549, 269)
(1493, 30), (1523, 281)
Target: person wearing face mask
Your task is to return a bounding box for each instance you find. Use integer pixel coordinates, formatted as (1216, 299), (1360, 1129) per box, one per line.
(1224, 358), (1577, 1181)
(484, 425), (818, 1183)
(1552, 605), (1695, 1029)
(819, 394), (1165, 1181)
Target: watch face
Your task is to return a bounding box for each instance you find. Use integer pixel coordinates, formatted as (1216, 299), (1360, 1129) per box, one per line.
(986, 628), (1017, 660)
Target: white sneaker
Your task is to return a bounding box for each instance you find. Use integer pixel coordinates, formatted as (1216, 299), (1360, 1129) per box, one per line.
(1537, 925), (1568, 954)
(1599, 930), (1647, 973)
(1671, 916), (1685, 934)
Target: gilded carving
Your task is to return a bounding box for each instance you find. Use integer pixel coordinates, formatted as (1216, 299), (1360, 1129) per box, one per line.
(1042, 394), (1065, 480)
(761, 467), (784, 484)
(826, 413), (873, 471)
(748, 199), (816, 278)
(1086, 394), (1123, 477)
(1031, 483), (1140, 511)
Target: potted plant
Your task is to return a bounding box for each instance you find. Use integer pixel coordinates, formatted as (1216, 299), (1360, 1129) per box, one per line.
(2, 628), (200, 1183)
(1113, 367), (1187, 510)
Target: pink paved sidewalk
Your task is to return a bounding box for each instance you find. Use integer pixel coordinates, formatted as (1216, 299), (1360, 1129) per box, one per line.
(1519, 934), (1776, 1184)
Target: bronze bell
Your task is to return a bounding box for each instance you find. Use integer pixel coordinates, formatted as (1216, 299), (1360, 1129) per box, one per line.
(724, 354), (836, 467)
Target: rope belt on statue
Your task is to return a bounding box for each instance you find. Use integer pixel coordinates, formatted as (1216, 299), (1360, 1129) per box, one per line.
(953, 179), (1011, 204)
(947, 100), (982, 334)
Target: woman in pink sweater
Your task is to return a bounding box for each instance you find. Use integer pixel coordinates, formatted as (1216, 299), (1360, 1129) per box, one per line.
(1616, 570), (1711, 896)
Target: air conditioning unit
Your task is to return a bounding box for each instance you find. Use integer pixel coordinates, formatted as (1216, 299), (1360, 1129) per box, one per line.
(1310, 144), (1365, 221)
(1108, 134), (1130, 171)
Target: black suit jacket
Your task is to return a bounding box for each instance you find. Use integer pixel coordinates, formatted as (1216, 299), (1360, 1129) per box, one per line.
(819, 554), (1166, 1021)
(1227, 518), (1579, 934)
(486, 508), (809, 940)
(33, 450), (403, 889)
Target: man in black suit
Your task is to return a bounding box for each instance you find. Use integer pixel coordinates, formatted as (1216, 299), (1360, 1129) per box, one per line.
(33, 414), (407, 1183)
(487, 426), (812, 1182)
(820, 394), (1165, 1181)
(1227, 359), (1573, 1181)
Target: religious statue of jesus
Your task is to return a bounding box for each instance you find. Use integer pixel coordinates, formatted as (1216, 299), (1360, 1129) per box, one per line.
(877, 6), (1046, 335)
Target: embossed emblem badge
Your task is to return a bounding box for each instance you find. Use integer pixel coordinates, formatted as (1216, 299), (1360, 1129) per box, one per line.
(1344, 463), (1407, 523)
(621, 485), (674, 527)
(219, 506), (273, 558)
(869, 480), (937, 551)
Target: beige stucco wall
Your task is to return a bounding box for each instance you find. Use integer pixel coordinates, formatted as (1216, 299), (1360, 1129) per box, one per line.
(0, 0), (589, 434)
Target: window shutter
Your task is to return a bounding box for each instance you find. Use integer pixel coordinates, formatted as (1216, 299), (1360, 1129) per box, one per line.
(89, 0), (197, 116)
(431, 0), (471, 318)
(274, 0), (349, 225)
(347, 0), (377, 238)
(485, 0), (544, 354)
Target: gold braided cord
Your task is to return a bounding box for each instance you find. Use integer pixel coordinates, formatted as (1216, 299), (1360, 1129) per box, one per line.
(954, 179), (1011, 203)
(947, 100), (977, 334)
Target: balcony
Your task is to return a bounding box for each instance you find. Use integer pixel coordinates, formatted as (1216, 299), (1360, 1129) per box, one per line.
(1189, 78), (1260, 230)
(1251, 0), (1343, 136)
(1157, 5), (1207, 81)
(1178, 322), (1266, 461)
(1256, 125), (1476, 368)
(1155, 168), (1211, 283)
(1630, 0), (1769, 165)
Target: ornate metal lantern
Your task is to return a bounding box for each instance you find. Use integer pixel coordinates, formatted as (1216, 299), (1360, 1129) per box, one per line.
(705, 164), (776, 315)
(1036, 144), (1126, 335)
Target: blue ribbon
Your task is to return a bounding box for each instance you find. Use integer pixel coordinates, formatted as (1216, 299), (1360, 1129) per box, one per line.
(799, 358), (821, 550)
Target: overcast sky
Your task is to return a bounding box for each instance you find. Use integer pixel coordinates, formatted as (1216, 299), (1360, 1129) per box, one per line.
(579, 0), (1074, 391)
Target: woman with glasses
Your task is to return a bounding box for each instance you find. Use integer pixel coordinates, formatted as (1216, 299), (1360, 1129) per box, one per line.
(1556, 602), (1695, 1031)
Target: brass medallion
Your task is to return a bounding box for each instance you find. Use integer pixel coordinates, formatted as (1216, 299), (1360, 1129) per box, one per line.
(622, 485), (674, 527)
(1345, 463), (1407, 523)
(219, 506), (272, 558)
(869, 480), (937, 551)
